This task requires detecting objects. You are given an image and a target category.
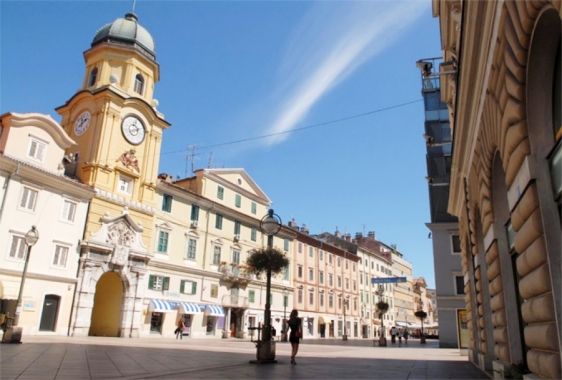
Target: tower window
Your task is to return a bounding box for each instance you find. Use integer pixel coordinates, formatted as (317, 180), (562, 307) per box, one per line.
(134, 74), (145, 95)
(88, 67), (98, 87)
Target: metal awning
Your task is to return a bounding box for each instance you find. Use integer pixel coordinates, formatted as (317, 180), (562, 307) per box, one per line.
(180, 302), (202, 314)
(396, 321), (409, 327)
(204, 304), (225, 316)
(148, 299), (175, 313)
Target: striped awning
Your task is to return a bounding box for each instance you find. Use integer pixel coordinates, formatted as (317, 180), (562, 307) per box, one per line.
(180, 302), (202, 314)
(148, 299), (175, 313)
(204, 304), (225, 316)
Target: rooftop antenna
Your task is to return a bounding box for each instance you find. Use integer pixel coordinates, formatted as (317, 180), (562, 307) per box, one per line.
(208, 151), (214, 168)
(185, 144), (201, 176)
(131, 0), (137, 13)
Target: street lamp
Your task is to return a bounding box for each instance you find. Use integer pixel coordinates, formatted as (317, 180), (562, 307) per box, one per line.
(376, 285), (387, 346)
(2, 226), (39, 343)
(341, 294), (349, 340)
(282, 287), (289, 342)
(417, 298), (426, 344)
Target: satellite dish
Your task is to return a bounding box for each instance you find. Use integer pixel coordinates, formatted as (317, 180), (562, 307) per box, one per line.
(109, 74), (119, 84)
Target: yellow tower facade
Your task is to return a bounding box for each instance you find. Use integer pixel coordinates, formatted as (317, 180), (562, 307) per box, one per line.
(60, 13), (171, 338)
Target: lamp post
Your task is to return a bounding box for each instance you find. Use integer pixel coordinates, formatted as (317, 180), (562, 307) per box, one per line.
(342, 295), (349, 340)
(3, 226), (39, 343)
(282, 287), (289, 342)
(418, 298), (426, 343)
(256, 209), (281, 362)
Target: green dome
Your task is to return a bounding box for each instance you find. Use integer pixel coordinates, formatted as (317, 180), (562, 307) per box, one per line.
(92, 13), (155, 59)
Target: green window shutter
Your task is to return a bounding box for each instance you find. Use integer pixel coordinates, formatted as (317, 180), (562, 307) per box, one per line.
(217, 186), (224, 200)
(191, 205), (199, 221)
(180, 280), (186, 293)
(163, 276), (170, 290)
(234, 221), (241, 235)
(251, 202), (256, 214)
(235, 194), (241, 208)
(148, 275), (155, 289)
(192, 281), (197, 295)
(249, 290), (255, 303)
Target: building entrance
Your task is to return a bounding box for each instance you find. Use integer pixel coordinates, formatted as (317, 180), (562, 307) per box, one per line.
(89, 272), (123, 337)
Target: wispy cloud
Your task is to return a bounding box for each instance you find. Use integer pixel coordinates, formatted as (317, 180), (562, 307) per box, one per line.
(263, 0), (430, 146)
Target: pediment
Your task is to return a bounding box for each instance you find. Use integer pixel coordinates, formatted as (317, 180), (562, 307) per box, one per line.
(202, 168), (270, 203)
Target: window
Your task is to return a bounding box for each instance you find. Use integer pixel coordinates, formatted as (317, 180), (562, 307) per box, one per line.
(235, 194), (241, 208)
(308, 268), (314, 281)
(61, 199), (77, 222)
(455, 275), (465, 295)
(284, 294), (288, 307)
(377, 264), (379, 271)
(212, 246), (221, 265)
(298, 289), (303, 304)
(345, 261), (348, 269)
(210, 284), (218, 298)
(190, 205), (200, 221)
(298, 265), (303, 278)
(52, 245), (69, 267)
(352, 263), (356, 272)
(371, 261), (374, 269)
(215, 214), (223, 230)
(283, 265), (289, 281)
(162, 194), (172, 212)
(180, 280), (197, 295)
(117, 175), (133, 195)
(251, 227), (257, 241)
(360, 274), (363, 285)
(329, 254), (332, 264)
(20, 187), (38, 211)
(309, 291), (314, 305)
(234, 221), (241, 235)
(329, 295), (333, 308)
(337, 257), (341, 267)
(157, 231), (169, 253)
(134, 73), (144, 94)
(88, 67), (98, 87)
(298, 243), (302, 253)
(337, 276), (342, 287)
(28, 138), (46, 162)
(8, 235), (26, 260)
(452, 234), (462, 254)
(284, 239), (289, 251)
(249, 290), (255, 303)
(329, 274), (333, 286)
(320, 293), (324, 307)
(309, 247), (313, 257)
(319, 271), (324, 284)
(148, 275), (169, 290)
(251, 202), (257, 215)
(338, 297), (342, 309)
(352, 280), (356, 291)
(217, 186), (224, 200)
(319, 250), (323, 260)
(187, 238), (197, 260)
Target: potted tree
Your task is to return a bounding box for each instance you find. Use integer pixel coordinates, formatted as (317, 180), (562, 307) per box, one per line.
(414, 310), (427, 343)
(246, 246), (289, 362)
(375, 300), (389, 347)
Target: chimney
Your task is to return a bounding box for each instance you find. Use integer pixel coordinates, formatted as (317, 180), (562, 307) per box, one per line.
(355, 232), (363, 241)
(301, 224), (309, 235)
(368, 231), (376, 240)
(158, 173), (174, 183)
(287, 218), (299, 230)
(335, 229), (341, 238)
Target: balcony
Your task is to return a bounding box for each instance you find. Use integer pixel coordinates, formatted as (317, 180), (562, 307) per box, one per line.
(219, 263), (253, 284)
(222, 294), (249, 308)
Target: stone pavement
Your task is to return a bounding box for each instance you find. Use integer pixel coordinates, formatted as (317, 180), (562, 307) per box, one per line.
(1, 336), (490, 379)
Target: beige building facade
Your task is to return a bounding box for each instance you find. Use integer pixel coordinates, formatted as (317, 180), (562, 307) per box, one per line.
(434, 0), (561, 378)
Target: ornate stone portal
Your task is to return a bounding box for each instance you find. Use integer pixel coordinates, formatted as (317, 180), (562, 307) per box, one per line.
(70, 209), (150, 338)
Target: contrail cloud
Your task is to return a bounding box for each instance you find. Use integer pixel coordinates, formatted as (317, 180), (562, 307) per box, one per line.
(264, 1), (430, 146)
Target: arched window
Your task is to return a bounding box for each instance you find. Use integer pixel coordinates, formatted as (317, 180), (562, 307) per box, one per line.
(134, 74), (144, 95)
(87, 67), (98, 87)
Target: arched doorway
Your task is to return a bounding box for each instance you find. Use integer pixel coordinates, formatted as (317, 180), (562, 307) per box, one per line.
(89, 272), (123, 337)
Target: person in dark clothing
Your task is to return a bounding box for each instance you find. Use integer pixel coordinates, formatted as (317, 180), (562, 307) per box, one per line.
(287, 309), (302, 365)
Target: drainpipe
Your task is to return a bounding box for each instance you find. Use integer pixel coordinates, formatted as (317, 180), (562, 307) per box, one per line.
(0, 163), (20, 225)
(201, 202), (215, 270)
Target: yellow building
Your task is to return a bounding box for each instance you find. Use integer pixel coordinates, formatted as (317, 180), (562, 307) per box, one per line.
(59, 12), (171, 338)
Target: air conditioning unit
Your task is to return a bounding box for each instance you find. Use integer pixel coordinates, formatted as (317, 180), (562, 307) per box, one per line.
(234, 234), (241, 241)
(191, 221), (199, 228)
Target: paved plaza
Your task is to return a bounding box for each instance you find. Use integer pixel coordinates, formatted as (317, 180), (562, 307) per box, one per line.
(1, 336), (490, 379)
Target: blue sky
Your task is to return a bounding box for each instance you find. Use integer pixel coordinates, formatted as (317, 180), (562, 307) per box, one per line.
(1, 0), (442, 288)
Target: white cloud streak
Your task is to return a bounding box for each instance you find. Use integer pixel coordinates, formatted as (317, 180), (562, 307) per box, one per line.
(264, 1), (430, 146)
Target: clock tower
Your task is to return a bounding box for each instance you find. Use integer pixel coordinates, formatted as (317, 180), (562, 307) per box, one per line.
(58, 12), (171, 338)
(56, 12), (170, 244)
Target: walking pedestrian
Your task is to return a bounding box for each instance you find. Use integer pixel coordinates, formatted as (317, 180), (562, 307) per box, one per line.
(398, 329), (403, 347)
(390, 326), (396, 344)
(174, 318), (185, 340)
(287, 309), (302, 365)
(404, 328), (409, 344)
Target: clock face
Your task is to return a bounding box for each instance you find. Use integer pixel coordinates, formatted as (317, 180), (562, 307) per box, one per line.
(73, 111), (91, 136)
(121, 115), (145, 145)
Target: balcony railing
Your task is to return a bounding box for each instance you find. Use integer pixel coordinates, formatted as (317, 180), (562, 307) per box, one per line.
(222, 295), (249, 308)
(218, 264), (253, 284)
